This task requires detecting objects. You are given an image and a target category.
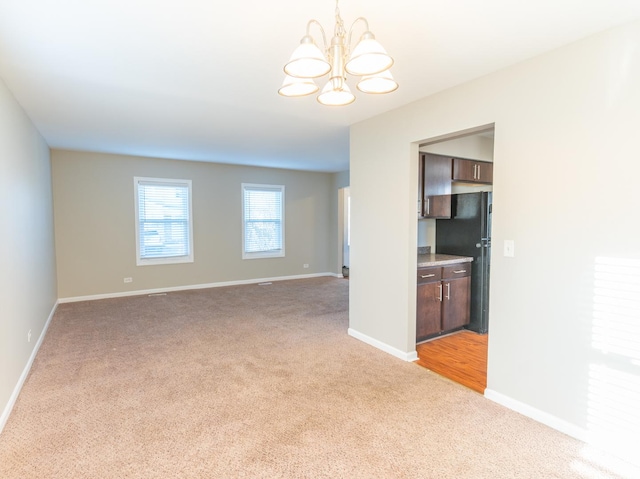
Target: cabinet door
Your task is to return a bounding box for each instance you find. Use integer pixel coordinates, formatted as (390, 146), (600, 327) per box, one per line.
(452, 158), (493, 184)
(424, 195), (452, 218)
(441, 276), (471, 331)
(417, 281), (442, 340)
(452, 158), (475, 182)
(474, 161), (493, 183)
(422, 154), (452, 218)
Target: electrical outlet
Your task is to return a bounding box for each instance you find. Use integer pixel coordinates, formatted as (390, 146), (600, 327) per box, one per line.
(303, 264), (309, 268)
(124, 277), (133, 283)
(27, 329), (32, 342)
(504, 240), (515, 257)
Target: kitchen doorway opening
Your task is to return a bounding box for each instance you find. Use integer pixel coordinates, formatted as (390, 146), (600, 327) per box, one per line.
(415, 124), (495, 392)
(338, 186), (350, 277)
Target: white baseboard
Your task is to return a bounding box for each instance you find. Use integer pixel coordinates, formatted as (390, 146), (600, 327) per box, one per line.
(348, 328), (418, 362)
(484, 388), (588, 443)
(0, 301), (58, 434)
(58, 272), (342, 303)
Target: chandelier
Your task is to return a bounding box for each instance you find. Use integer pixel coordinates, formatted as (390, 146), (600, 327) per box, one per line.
(278, 0), (398, 106)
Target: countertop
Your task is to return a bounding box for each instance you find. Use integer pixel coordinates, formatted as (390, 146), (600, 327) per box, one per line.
(417, 253), (473, 267)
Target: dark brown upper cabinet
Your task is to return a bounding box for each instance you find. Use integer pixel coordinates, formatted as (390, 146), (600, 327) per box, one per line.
(452, 158), (493, 184)
(420, 153), (452, 219)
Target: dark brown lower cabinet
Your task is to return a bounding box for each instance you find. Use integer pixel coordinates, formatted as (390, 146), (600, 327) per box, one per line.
(417, 264), (471, 342)
(441, 268), (471, 331)
(417, 280), (442, 339)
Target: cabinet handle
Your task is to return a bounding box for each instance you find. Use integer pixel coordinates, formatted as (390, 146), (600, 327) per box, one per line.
(446, 283), (451, 300)
(453, 269), (467, 274)
(421, 274), (435, 278)
(473, 164), (477, 179)
(477, 164), (481, 180)
(426, 198), (430, 215)
(438, 283), (443, 302)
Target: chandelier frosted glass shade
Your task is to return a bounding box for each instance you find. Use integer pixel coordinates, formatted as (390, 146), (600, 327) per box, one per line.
(284, 36), (331, 78)
(278, 76), (319, 97)
(356, 69), (398, 94)
(317, 81), (355, 106)
(345, 33), (394, 76)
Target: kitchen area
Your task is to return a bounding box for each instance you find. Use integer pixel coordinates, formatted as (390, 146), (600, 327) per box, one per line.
(415, 129), (494, 392)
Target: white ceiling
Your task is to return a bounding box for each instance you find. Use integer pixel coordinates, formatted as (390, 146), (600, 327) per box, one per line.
(1, 1), (639, 172)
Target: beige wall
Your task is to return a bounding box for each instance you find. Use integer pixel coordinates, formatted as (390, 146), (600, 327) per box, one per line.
(0, 79), (57, 430)
(350, 18), (640, 458)
(52, 150), (339, 299)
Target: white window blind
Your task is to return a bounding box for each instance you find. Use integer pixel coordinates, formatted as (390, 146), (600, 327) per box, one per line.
(134, 177), (193, 265)
(242, 184), (284, 259)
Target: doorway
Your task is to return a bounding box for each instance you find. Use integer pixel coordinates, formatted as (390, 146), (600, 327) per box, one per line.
(338, 186), (350, 276)
(415, 127), (494, 392)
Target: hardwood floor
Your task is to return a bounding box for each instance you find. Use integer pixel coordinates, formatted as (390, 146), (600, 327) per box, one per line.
(415, 330), (488, 394)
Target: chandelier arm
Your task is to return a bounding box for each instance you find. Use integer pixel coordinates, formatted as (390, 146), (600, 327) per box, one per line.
(306, 19), (328, 53)
(347, 17), (370, 52)
(334, 0), (346, 37)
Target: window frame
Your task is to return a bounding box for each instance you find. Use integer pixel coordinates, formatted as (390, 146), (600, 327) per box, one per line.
(134, 176), (194, 266)
(241, 183), (285, 260)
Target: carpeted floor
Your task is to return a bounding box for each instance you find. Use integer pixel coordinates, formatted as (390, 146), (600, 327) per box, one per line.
(0, 277), (634, 478)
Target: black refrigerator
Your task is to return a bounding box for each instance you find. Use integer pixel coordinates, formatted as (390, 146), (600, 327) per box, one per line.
(435, 192), (492, 334)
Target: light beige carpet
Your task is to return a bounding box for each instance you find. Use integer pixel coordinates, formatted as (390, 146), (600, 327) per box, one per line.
(0, 277), (632, 478)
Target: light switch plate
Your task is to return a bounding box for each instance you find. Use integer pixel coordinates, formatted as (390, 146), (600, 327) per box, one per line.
(504, 240), (515, 257)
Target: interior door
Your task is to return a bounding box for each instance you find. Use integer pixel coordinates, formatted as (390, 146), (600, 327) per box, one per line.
(340, 187), (350, 268)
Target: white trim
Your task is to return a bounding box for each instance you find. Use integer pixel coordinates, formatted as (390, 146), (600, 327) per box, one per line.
(58, 272), (339, 303)
(484, 388), (588, 443)
(348, 328), (419, 362)
(1, 301), (58, 434)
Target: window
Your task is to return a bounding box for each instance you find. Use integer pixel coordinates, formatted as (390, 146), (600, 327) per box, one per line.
(242, 183), (284, 259)
(134, 177), (193, 266)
